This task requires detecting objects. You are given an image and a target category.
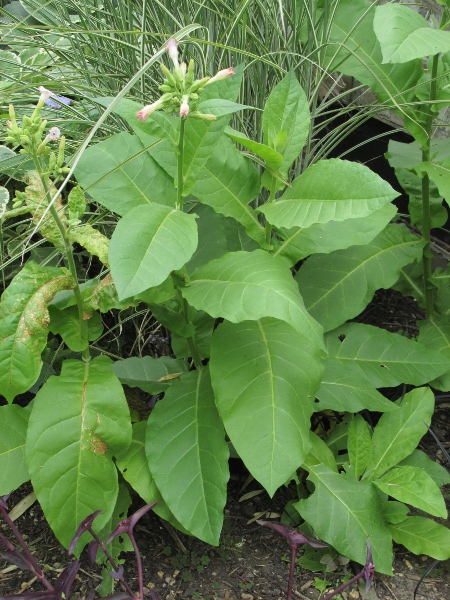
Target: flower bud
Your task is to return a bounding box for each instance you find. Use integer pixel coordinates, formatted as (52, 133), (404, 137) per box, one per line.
(180, 96), (189, 118)
(136, 97), (165, 121)
(207, 67), (235, 84)
(47, 126), (61, 141)
(190, 76), (211, 93)
(166, 38), (179, 67)
(185, 59), (195, 88)
(38, 86), (53, 103)
(189, 112), (217, 121)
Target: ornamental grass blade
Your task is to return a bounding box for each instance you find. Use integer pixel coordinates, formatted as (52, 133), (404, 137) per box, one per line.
(260, 160), (398, 230)
(25, 356), (132, 550)
(0, 261), (74, 402)
(210, 318), (323, 496)
(109, 204), (198, 299)
(295, 224), (424, 332)
(145, 369), (229, 545)
(181, 250), (324, 350)
(0, 406), (30, 494)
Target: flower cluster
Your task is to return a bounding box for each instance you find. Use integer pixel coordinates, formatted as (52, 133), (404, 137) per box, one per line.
(136, 37), (235, 122)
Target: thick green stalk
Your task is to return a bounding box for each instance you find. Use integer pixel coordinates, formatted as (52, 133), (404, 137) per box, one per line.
(32, 156), (91, 362)
(420, 53), (440, 317)
(177, 116), (186, 211)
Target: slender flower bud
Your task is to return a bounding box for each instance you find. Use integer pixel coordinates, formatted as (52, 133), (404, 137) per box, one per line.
(38, 86), (53, 103)
(180, 62), (187, 77)
(166, 37), (179, 67)
(207, 67), (235, 84)
(136, 97), (165, 121)
(185, 59), (195, 88)
(8, 104), (19, 132)
(180, 96), (189, 118)
(189, 112), (217, 121)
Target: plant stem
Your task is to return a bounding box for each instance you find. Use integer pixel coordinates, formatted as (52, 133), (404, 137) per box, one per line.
(183, 296), (203, 369)
(420, 53), (439, 318)
(286, 545), (297, 600)
(323, 569), (364, 600)
(130, 535), (145, 600)
(88, 528), (135, 598)
(31, 156), (91, 362)
(264, 175), (277, 245)
(177, 117), (186, 211)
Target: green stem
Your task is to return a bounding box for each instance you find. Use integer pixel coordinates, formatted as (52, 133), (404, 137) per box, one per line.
(32, 155), (91, 362)
(177, 117), (186, 211)
(264, 175), (277, 245)
(182, 296), (203, 370)
(421, 53), (439, 318)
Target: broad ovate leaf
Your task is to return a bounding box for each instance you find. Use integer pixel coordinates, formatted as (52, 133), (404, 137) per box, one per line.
(398, 450), (450, 489)
(111, 356), (188, 394)
(210, 318), (323, 496)
(49, 306), (103, 351)
(146, 369), (229, 545)
(296, 464), (393, 574)
(109, 204), (198, 299)
(374, 466), (446, 518)
(181, 250), (324, 349)
(224, 126), (283, 171)
(347, 415), (371, 481)
(0, 405), (30, 494)
(417, 316), (450, 391)
(365, 387), (435, 480)
(74, 132), (177, 216)
(0, 261), (74, 402)
(296, 224), (424, 331)
(25, 356), (132, 549)
(260, 159), (398, 230)
(374, 4), (450, 64)
(389, 517), (450, 561)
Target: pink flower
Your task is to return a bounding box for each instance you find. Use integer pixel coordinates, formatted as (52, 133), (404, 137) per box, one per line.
(166, 37), (179, 67)
(180, 99), (189, 118)
(136, 97), (164, 121)
(38, 86), (53, 102)
(47, 126), (61, 141)
(208, 67), (235, 84)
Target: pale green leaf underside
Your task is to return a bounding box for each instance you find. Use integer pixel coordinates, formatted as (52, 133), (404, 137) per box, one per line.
(326, 323), (449, 388)
(374, 4), (450, 64)
(74, 132), (177, 216)
(296, 224), (423, 331)
(110, 355), (188, 394)
(0, 405), (30, 494)
(389, 517), (450, 561)
(210, 318), (323, 496)
(375, 466), (446, 518)
(146, 369), (229, 545)
(296, 464), (393, 574)
(260, 159), (398, 230)
(25, 356), (132, 549)
(417, 160), (450, 208)
(109, 205), (198, 299)
(181, 250), (324, 349)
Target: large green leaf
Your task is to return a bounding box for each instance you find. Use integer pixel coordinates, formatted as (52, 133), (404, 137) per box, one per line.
(262, 69), (309, 177)
(181, 250), (324, 349)
(260, 160), (398, 230)
(389, 517), (450, 561)
(364, 387), (434, 480)
(398, 450), (450, 489)
(417, 316), (450, 391)
(296, 224), (424, 331)
(273, 204), (397, 265)
(146, 369), (229, 545)
(25, 356), (132, 549)
(74, 132), (177, 216)
(374, 4), (450, 64)
(0, 261), (74, 402)
(417, 160), (450, 209)
(348, 415), (371, 481)
(109, 204), (198, 299)
(224, 126), (283, 171)
(375, 466), (446, 518)
(210, 318), (323, 496)
(111, 356), (188, 394)
(296, 464), (393, 574)
(48, 306), (103, 351)
(0, 405), (30, 494)
(326, 0), (424, 142)
(191, 136), (266, 247)
(326, 323), (449, 388)
(315, 359), (398, 413)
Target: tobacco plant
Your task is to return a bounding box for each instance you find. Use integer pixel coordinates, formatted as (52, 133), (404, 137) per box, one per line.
(1, 0), (450, 587)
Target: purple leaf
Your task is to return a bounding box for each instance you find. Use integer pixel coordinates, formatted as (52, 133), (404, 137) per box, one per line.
(101, 593), (135, 600)
(53, 560), (80, 595)
(0, 533), (16, 551)
(364, 539), (375, 593)
(149, 592), (162, 600)
(0, 549), (34, 572)
(105, 502), (158, 545)
(0, 593), (58, 600)
(0, 494), (11, 510)
(88, 540), (99, 566)
(257, 520), (327, 549)
(68, 510), (102, 555)
(45, 96), (71, 109)
(110, 564), (124, 579)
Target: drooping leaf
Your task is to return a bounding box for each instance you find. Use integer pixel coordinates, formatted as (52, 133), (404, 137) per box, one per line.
(417, 316), (450, 391)
(74, 132), (177, 216)
(303, 432), (338, 473)
(382, 501), (409, 525)
(397, 450), (450, 489)
(224, 126), (283, 171)
(0, 261), (74, 402)
(191, 135), (266, 247)
(110, 356), (188, 395)
(260, 160), (398, 230)
(210, 318), (323, 496)
(389, 517), (450, 561)
(25, 356), (132, 550)
(181, 250), (324, 349)
(273, 204), (397, 265)
(109, 204), (198, 299)
(49, 306), (103, 351)
(0, 405), (30, 494)
(296, 224), (424, 331)
(315, 359), (398, 413)
(374, 466), (446, 518)
(197, 98), (249, 117)
(296, 464), (393, 574)
(325, 323), (449, 388)
(347, 415), (371, 481)
(262, 69), (310, 177)
(364, 387), (435, 480)
(374, 4), (450, 64)
(416, 160), (450, 209)
(146, 369), (229, 545)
